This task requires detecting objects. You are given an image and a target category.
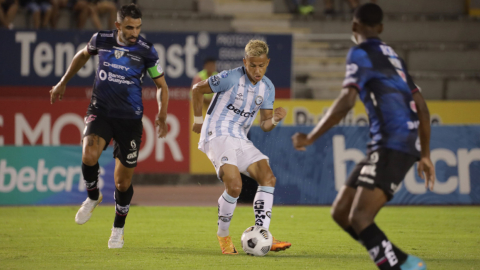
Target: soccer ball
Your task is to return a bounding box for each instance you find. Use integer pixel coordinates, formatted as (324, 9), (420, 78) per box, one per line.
(240, 226), (273, 256)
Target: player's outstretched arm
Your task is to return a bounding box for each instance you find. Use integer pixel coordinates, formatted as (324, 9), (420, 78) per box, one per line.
(292, 87), (357, 151)
(259, 107), (286, 132)
(191, 79), (214, 134)
(153, 76), (169, 138)
(412, 91), (435, 190)
(50, 47), (91, 104)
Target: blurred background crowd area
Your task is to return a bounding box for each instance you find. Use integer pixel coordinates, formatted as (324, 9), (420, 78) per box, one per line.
(2, 0), (480, 101)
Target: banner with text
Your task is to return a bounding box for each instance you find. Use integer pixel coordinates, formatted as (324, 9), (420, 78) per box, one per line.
(0, 146), (116, 205)
(0, 30), (292, 98)
(249, 126), (480, 205)
(0, 99), (190, 173)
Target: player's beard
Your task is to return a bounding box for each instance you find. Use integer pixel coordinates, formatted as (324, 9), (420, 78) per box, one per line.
(121, 32), (137, 46)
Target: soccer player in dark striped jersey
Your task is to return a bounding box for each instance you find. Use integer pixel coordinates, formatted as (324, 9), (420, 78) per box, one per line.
(50, 4), (169, 249)
(292, 4), (435, 270)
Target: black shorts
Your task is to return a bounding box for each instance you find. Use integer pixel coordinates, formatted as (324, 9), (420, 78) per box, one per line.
(346, 148), (418, 201)
(83, 114), (142, 168)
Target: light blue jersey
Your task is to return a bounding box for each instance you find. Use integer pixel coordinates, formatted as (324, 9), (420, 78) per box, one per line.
(199, 67), (275, 146)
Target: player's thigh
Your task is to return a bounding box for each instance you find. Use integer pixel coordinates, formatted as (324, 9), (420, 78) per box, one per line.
(114, 158), (135, 191)
(246, 159), (275, 187)
(331, 185), (357, 216)
(205, 136), (240, 179)
(111, 118), (142, 169)
(349, 186), (388, 232)
(219, 164), (243, 195)
(82, 114), (112, 165)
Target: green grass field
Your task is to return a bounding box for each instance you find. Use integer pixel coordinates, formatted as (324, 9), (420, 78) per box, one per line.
(1, 206), (479, 269)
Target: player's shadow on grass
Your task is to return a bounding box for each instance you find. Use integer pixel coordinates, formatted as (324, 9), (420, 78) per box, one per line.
(134, 246), (366, 259)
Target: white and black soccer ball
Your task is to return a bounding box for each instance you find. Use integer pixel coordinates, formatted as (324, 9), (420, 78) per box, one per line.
(241, 226), (273, 256)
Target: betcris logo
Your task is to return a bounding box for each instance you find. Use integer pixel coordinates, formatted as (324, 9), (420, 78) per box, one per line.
(227, 104), (255, 118)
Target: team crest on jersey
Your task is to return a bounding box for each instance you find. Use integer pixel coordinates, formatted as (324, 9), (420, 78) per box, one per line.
(220, 71), (229, 78)
(255, 96), (264, 105)
(114, 50), (124, 59)
(221, 156), (228, 163)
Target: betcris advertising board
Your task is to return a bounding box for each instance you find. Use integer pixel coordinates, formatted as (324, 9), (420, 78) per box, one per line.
(0, 146), (116, 205)
(0, 30), (292, 98)
(249, 126), (480, 205)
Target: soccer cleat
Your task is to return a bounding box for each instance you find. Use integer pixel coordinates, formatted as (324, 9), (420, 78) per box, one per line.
(270, 237), (292, 252)
(108, 227), (124, 249)
(75, 191), (103, 225)
(217, 235), (239, 254)
(400, 255), (427, 270)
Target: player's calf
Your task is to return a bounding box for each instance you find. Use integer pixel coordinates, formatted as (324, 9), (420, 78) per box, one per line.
(114, 184), (134, 229)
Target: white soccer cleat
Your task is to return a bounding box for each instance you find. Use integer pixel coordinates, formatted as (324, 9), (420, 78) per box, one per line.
(75, 192), (103, 225)
(108, 227), (124, 249)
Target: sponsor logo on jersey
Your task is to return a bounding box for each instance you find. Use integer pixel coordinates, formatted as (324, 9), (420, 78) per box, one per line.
(235, 93), (244, 101)
(346, 63), (358, 77)
(255, 96), (263, 105)
(114, 50), (124, 59)
(210, 74), (221, 86)
(127, 53), (141, 62)
(407, 120), (420, 130)
(100, 33), (114, 38)
(85, 115), (97, 124)
(138, 40), (150, 49)
(113, 46), (129, 52)
(98, 70), (134, 85)
(226, 104), (255, 117)
(127, 151), (137, 160)
(103, 62), (130, 71)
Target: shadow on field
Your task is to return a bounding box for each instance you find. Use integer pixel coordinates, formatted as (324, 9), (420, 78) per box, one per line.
(131, 246), (366, 260)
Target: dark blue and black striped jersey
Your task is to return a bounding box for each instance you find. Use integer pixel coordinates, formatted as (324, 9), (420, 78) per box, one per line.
(86, 30), (164, 119)
(343, 38), (420, 157)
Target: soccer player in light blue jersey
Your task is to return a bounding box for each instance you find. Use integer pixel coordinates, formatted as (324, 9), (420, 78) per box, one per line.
(192, 40), (292, 254)
(50, 4), (169, 249)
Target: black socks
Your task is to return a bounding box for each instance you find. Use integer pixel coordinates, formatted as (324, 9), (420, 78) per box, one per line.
(82, 162), (100, 200)
(359, 223), (407, 270)
(114, 184), (134, 228)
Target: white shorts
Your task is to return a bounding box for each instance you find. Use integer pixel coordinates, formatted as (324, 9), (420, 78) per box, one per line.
(199, 136), (269, 180)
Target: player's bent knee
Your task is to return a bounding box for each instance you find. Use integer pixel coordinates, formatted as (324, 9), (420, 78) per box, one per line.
(81, 154), (98, 166)
(224, 179), (242, 198)
(348, 207), (373, 231)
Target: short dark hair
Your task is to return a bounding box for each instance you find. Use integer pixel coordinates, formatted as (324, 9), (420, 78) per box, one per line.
(117, 4), (142, 23)
(354, 3), (383, 26)
(204, 57), (216, 65)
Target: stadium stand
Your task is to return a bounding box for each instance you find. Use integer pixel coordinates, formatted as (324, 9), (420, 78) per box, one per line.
(9, 0), (480, 100)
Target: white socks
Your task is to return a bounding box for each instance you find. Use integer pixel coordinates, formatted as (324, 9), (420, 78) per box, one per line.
(217, 190), (238, 237)
(253, 186), (274, 230)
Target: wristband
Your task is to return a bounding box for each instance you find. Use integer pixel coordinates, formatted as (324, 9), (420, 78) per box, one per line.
(271, 117), (279, 126)
(194, 116), (204, 124)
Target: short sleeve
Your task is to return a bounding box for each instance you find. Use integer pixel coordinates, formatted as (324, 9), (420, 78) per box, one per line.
(401, 59), (420, 94)
(87, 33), (98, 55)
(208, 70), (236, 93)
(261, 83), (275, 110)
(146, 46), (164, 79)
(342, 48), (373, 91)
